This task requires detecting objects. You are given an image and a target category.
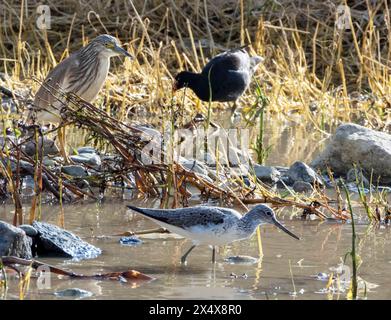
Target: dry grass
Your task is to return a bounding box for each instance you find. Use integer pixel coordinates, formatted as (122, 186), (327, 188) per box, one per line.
(0, 1), (390, 223)
(0, 0), (389, 131)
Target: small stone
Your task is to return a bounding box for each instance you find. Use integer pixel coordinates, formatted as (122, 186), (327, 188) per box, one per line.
(18, 224), (38, 237)
(242, 176), (251, 187)
(21, 176), (35, 197)
(230, 164), (249, 177)
(292, 181), (314, 193)
(42, 157), (56, 167)
(61, 165), (89, 177)
(70, 154), (101, 166)
(24, 138), (59, 157)
(77, 147), (96, 154)
(253, 164), (281, 184)
(119, 236), (143, 246)
(316, 272), (329, 281)
(228, 145), (250, 166)
(54, 288), (93, 298)
(224, 255), (259, 264)
(274, 166), (289, 174)
(0, 221), (32, 259)
(285, 161), (323, 186)
(181, 159), (209, 176)
(346, 168), (370, 187)
(73, 179), (90, 189)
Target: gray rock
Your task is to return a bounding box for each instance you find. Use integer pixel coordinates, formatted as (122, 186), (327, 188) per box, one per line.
(292, 181), (314, 193)
(61, 165), (88, 177)
(77, 147), (96, 155)
(119, 236), (143, 246)
(32, 221), (101, 260)
(70, 154), (101, 166)
(54, 288), (93, 298)
(24, 138), (59, 157)
(311, 123), (391, 184)
(42, 157), (56, 167)
(18, 224), (38, 237)
(205, 169), (222, 183)
(346, 168), (370, 187)
(181, 159), (209, 176)
(21, 175), (35, 197)
(73, 179), (90, 189)
(285, 161), (323, 186)
(0, 221), (32, 259)
(274, 166), (289, 174)
(253, 164), (281, 183)
(230, 164), (249, 177)
(228, 145), (251, 166)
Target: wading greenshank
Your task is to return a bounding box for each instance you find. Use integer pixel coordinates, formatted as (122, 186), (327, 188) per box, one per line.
(127, 204), (299, 264)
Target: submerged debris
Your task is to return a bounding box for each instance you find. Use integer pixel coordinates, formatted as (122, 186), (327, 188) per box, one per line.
(54, 288), (93, 298)
(119, 236), (143, 246)
(224, 255), (259, 265)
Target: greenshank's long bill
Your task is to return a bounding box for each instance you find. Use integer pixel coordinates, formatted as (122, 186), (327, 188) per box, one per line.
(127, 204), (299, 264)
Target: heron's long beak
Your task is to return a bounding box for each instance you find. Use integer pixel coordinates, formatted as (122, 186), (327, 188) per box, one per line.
(272, 218), (300, 240)
(114, 45), (133, 59)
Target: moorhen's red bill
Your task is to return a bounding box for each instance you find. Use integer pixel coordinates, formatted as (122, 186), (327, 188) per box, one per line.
(173, 47), (263, 102)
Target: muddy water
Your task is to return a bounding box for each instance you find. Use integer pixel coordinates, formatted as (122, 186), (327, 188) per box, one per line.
(1, 200), (390, 300)
(1, 115), (390, 300)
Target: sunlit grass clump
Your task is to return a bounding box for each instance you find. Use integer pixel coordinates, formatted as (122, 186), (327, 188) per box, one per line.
(0, 0), (389, 132)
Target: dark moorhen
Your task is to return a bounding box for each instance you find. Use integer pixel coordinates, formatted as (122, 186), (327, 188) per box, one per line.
(173, 47), (263, 103)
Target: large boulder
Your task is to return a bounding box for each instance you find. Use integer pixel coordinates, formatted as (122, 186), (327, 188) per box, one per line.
(0, 221), (32, 259)
(311, 123), (391, 184)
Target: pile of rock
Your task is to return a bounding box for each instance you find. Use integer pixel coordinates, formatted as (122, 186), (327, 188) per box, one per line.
(252, 123), (391, 193)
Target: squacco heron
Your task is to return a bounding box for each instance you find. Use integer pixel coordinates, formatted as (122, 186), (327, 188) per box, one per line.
(30, 34), (132, 160)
